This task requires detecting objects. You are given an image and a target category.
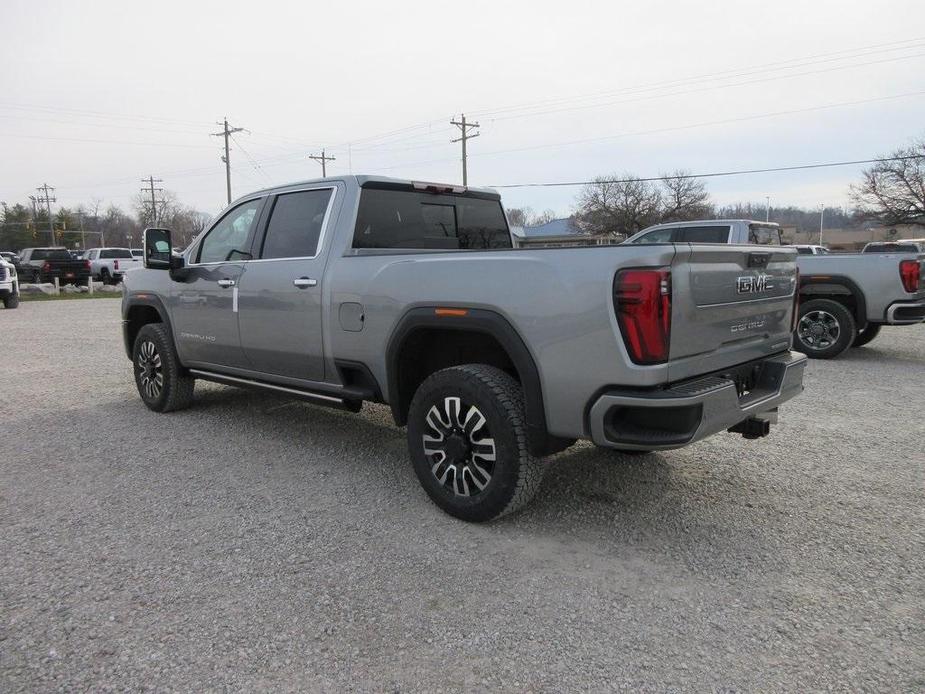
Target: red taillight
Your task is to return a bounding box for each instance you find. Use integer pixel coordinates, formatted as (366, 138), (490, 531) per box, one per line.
(84, 260), (91, 270)
(614, 267), (671, 364)
(42, 261), (52, 272)
(899, 260), (920, 293)
(114, 259), (120, 270)
(791, 267), (800, 332)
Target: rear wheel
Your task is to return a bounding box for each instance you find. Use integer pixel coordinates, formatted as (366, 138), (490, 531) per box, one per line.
(793, 298), (856, 359)
(407, 364), (545, 522)
(133, 323), (195, 412)
(851, 324), (882, 348)
(100, 268), (112, 285)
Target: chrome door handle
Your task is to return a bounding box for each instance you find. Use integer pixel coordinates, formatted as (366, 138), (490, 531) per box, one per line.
(217, 278), (235, 288)
(293, 277), (317, 288)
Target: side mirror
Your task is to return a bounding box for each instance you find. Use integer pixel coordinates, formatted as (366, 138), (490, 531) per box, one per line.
(144, 228), (173, 270)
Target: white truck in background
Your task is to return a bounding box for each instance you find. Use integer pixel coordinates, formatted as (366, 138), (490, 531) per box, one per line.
(85, 248), (142, 284)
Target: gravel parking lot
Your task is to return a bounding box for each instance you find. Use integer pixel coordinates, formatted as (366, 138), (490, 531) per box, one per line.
(1, 298), (923, 692)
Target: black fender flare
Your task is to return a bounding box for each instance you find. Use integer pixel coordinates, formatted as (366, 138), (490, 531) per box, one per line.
(798, 274), (868, 328)
(122, 293), (172, 359)
(385, 307), (559, 456)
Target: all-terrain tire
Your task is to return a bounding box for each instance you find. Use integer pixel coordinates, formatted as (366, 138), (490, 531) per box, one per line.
(3, 293), (19, 309)
(792, 298), (857, 359)
(407, 364), (545, 522)
(851, 324), (882, 348)
(132, 323), (195, 413)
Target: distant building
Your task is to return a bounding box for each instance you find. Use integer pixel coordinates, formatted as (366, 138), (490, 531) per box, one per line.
(784, 223), (925, 251)
(510, 218), (625, 248)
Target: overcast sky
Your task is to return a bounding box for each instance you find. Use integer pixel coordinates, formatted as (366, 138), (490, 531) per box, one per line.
(2, 0), (924, 219)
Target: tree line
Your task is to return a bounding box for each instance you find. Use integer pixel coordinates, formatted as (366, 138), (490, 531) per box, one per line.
(508, 135), (925, 238)
(0, 191), (210, 252)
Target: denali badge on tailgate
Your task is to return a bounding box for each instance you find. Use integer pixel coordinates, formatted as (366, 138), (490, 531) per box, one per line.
(737, 274), (774, 294)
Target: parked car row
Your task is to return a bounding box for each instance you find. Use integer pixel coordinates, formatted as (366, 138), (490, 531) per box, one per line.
(626, 219), (925, 359)
(0, 247), (144, 286)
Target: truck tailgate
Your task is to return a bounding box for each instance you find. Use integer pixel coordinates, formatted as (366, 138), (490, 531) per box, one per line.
(669, 244), (797, 381)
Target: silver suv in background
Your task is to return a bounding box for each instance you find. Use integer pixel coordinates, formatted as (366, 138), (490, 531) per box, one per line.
(122, 176), (805, 521)
(625, 219), (782, 245)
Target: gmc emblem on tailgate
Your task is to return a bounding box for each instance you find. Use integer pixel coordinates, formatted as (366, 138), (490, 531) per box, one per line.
(736, 274), (774, 294)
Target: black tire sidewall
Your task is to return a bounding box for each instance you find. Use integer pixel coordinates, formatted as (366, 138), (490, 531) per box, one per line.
(407, 368), (525, 522)
(793, 298), (856, 358)
(133, 324), (176, 411)
(852, 324), (882, 348)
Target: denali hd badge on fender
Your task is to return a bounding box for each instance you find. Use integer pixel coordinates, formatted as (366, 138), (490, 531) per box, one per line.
(737, 274), (774, 294)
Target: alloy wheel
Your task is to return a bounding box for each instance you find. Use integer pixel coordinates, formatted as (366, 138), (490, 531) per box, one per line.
(422, 396), (497, 497)
(136, 340), (164, 400)
(798, 310), (841, 350)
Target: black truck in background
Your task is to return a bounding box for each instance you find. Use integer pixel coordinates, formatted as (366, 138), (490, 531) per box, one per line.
(18, 247), (92, 285)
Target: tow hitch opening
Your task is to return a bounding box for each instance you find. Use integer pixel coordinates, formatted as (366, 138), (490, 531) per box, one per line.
(728, 416), (771, 440)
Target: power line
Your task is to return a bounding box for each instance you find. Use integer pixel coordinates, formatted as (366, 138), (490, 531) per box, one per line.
(308, 149), (336, 177)
(488, 154), (925, 189)
(469, 36), (925, 120)
(211, 117), (245, 205)
(451, 114), (480, 186)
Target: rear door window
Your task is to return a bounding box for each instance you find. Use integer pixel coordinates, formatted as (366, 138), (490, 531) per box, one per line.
(353, 189), (511, 250)
(260, 189), (333, 259)
(101, 249), (133, 259)
(677, 225), (730, 243)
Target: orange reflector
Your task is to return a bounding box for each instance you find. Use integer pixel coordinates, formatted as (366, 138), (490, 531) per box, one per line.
(435, 308), (468, 317)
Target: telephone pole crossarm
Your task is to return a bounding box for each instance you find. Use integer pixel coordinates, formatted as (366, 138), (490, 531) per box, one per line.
(308, 149), (336, 178)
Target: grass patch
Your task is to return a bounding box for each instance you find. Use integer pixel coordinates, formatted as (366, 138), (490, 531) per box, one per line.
(19, 291), (122, 302)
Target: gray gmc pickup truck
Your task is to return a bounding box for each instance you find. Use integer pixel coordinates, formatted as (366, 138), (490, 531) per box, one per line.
(122, 176), (806, 521)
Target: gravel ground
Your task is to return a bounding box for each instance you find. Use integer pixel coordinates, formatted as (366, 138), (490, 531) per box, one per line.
(1, 299), (923, 692)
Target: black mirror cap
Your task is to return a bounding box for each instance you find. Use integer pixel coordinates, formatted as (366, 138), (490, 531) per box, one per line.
(143, 228), (173, 270)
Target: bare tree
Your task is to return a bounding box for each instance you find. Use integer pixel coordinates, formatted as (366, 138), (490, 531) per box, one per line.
(851, 138), (925, 227)
(660, 170), (712, 222)
(574, 175), (662, 237)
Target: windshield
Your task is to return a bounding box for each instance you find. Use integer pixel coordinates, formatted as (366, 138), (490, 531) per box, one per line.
(31, 249), (72, 260)
(748, 224), (782, 245)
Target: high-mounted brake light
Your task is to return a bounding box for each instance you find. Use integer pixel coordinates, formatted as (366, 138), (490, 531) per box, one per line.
(614, 267), (671, 365)
(412, 181), (466, 194)
(899, 259), (920, 293)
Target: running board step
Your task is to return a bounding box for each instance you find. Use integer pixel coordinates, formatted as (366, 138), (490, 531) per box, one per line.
(188, 369), (364, 412)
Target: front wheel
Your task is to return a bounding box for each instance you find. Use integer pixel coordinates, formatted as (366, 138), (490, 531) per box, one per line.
(851, 324), (882, 348)
(792, 298), (857, 359)
(2, 293), (18, 309)
(407, 364), (545, 522)
(133, 323), (195, 412)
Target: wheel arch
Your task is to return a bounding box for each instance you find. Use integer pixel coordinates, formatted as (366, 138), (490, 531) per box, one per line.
(385, 307), (561, 456)
(798, 274), (867, 329)
(123, 294), (171, 360)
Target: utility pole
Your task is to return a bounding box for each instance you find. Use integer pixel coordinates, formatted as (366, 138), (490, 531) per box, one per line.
(211, 117), (244, 205)
(765, 196), (771, 222)
(35, 183), (56, 245)
(819, 203), (825, 246)
(28, 195), (39, 236)
(451, 114), (480, 186)
(308, 149), (336, 177)
(140, 175), (164, 225)
(77, 208), (85, 249)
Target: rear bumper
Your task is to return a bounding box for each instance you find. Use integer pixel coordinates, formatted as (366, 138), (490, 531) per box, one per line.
(588, 350), (807, 451)
(884, 300), (925, 324)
